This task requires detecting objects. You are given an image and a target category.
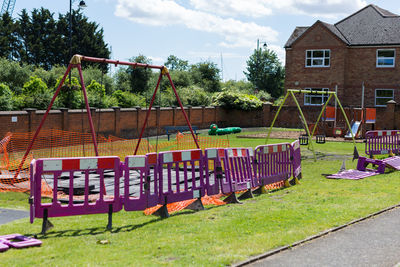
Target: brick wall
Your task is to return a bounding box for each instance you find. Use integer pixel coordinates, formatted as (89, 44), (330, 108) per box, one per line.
(1, 103), (399, 139)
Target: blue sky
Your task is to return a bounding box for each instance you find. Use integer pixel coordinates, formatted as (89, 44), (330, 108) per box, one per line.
(13, 0), (399, 80)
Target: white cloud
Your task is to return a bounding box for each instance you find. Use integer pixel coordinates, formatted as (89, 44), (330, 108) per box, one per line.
(188, 0), (367, 19)
(115, 0), (278, 48)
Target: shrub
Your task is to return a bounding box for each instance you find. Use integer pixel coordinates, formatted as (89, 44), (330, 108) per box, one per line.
(0, 83), (13, 110)
(21, 76), (53, 109)
(212, 91), (263, 110)
(112, 90), (145, 108)
(54, 76), (83, 109)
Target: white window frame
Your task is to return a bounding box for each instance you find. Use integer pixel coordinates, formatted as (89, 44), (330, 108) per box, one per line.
(304, 88), (329, 106)
(375, 89), (394, 107)
(376, 49), (395, 68)
(305, 50), (330, 67)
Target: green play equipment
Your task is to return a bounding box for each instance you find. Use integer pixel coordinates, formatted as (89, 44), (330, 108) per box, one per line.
(208, 124), (241, 135)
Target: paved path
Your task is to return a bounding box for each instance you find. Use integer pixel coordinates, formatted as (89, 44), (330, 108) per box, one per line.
(244, 206), (400, 267)
(0, 208), (29, 225)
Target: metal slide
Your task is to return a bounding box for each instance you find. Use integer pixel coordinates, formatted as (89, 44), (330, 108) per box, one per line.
(345, 121), (361, 139)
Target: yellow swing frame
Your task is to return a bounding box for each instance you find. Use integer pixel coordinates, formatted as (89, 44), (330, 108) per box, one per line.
(265, 89), (356, 161)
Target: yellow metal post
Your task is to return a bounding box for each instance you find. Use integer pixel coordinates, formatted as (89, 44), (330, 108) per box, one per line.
(289, 91), (317, 161)
(265, 92), (290, 144)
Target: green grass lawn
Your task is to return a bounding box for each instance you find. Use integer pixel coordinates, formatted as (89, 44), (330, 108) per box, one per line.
(1, 130), (399, 266)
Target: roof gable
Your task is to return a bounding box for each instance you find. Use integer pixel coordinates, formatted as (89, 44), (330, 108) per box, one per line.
(285, 4), (400, 48)
(285, 21), (347, 48)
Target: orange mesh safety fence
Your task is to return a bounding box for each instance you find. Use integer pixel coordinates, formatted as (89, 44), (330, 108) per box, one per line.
(0, 129), (231, 194)
(175, 134), (230, 150)
(143, 181), (285, 216)
(143, 194), (226, 215)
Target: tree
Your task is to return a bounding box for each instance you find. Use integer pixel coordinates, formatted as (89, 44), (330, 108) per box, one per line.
(164, 55), (189, 71)
(12, 8), (110, 71)
(0, 83), (14, 110)
(244, 48), (285, 98)
(0, 12), (19, 60)
(126, 55), (152, 93)
(190, 61), (220, 93)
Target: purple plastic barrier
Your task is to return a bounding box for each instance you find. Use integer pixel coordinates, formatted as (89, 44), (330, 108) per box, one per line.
(290, 140), (302, 179)
(326, 169), (379, 180)
(30, 156), (122, 223)
(357, 156), (385, 174)
(204, 148), (225, 196)
(365, 130), (400, 156)
(0, 234), (42, 249)
(158, 149), (206, 204)
(222, 148), (255, 192)
(0, 240), (9, 252)
(123, 153), (159, 211)
(254, 143), (292, 186)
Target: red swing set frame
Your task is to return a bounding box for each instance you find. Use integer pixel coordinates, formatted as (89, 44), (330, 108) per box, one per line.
(14, 54), (200, 179)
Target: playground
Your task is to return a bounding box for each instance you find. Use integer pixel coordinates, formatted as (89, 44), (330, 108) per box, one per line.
(1, 129), (400, 265)
(1, 56), (400, 266)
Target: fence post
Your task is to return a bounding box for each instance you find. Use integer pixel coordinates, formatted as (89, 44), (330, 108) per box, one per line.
(135, 106), (141, 138)
(59, 108), (69, 131)
(262, 102), (272, 127)
(386, 100), (396, 129)
(112, 106), (121, 137)
(172, 106), (177, 126)
(24, 108), (37, 133)
(187, 105), (192, 125)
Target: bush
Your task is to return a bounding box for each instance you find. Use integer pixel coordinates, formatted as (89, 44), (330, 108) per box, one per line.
(179, 86), (211, 107)
(54, 76), (83, 109)
(86, 80), (107, 108)
(0, 83), (13, 110)
(21, 76), (53, 109)
(112, 90), (145, 108)
(212, 91), (263, 110)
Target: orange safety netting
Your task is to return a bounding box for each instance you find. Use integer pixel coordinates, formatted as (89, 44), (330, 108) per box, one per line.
(143, 181), (286, 216)
(0, 129), (230, 194)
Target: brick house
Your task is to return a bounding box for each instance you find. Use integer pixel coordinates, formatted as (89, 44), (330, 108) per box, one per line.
(284, 4), (400, 107)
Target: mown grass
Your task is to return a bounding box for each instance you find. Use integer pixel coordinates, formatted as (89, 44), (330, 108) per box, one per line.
(1, 129), (400, 266)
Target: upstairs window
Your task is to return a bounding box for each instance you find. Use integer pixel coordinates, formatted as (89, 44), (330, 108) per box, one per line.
(305, 50), (330, 67)
(376, 49), (395, 67)
(304, 88), (329, 106)
(375, 89), (394, 107)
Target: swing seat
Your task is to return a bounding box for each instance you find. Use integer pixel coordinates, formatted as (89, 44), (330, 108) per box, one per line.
(299, 134), (308, 145)
(316, 134), (326, 144)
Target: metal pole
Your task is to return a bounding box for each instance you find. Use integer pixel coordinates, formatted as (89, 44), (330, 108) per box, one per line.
(166, 70), (200, 149)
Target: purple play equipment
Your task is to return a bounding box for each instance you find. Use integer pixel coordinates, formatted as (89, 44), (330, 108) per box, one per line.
(30, 143), (302, 233)
(0, 234), (42, 252)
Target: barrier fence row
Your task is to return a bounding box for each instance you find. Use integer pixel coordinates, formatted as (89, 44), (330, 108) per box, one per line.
(30, 140), (301, 234)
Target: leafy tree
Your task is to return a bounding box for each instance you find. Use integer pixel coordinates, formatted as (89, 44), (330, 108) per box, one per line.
(190, 61), (221, 93)
(126, 55), (152, 93)
(0, 12), (19, 60)
(164, 55), (189, 71)
(57, 10), (110, 70)
(0, 83), (13, 110)
(0, 57), (32, 94)
(244, 47), (285, 98)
